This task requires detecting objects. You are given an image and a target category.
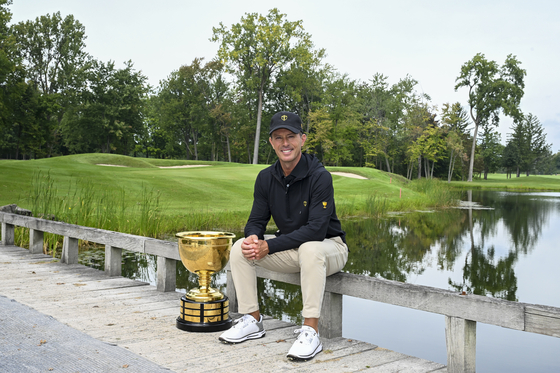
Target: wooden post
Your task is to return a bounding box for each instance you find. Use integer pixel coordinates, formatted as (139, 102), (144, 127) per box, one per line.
(226, 269), (238, 313)
(29, 229), (44, 254)
(319, 291), (343, 338)
(445, 316), (477, 373)
(104, 245), (122, 276)
(61, 236), (79, 264)
(1, 222), (15, 246)
(157, 256), (176, 292)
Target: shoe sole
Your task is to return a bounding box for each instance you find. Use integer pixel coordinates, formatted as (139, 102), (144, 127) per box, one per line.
(287, 345), (323, 361)
(219, 330), (266, 344)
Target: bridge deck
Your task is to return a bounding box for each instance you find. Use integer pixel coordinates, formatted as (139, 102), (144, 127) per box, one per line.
(0, 245), (447, 372)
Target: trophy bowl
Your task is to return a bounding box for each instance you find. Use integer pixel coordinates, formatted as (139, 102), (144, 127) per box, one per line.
(175, 231), (235, 332)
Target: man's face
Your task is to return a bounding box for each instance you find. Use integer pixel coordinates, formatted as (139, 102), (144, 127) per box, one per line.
(269, 128), (307, 166)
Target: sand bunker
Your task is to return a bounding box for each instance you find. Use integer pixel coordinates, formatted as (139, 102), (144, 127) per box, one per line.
(96, 164), (211, 169)
(330, 172), (368, 180)
(158, 165), (211, 169)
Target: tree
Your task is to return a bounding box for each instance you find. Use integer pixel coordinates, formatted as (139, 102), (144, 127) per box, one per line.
(408, 123), (446, 179)
(212, 8), (320, 164)
(206, 71), (235, 162)
(522, 114), (551, 176)
(268, 55), (327, 133)
(13, 11), (90, 156)
(5, 81), (46, 159)
(357, 74), (420, 174)
(0, 0), (32, 159)
(455, 53), (525, 181)
(157, 58), (221, 160)
(501, 141), (517, 178)
(306, 107), (334, 161)
(357, 73), (393, 170)
(0, 0), (17, 99)
(402, 101), (438, 179)
(137, 95), (169, 159)
(479, 129), (503, 179)
(440, 102), (470, 182)
(553, 152), (560, 174)
(507, 113), (551, 176)
(62, 60), (148, 154)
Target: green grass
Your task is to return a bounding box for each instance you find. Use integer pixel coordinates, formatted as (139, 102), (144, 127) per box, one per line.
(451, 173), (560, 191)
(7, 154), (558, 243)
(0, 154), (263, 219)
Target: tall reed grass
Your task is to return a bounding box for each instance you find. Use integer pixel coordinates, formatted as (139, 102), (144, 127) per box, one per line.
(12, 171), (248, 256)
(28, 171), (163, 236)
(336, 179), (457, 218)
(407, 178), (458, 208)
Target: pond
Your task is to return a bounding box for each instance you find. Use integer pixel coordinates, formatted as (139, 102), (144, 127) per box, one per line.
(79, 190), (560, 372)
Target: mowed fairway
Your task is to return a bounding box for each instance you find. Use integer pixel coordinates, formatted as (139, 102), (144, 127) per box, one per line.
(6, 153), (558, 236)
(0, 154), (265, 216)
(452, 173), (560, 191)
(0, 154), (428, 232)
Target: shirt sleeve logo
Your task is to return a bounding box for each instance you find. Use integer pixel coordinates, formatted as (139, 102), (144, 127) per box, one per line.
(322, 202), (327, 209)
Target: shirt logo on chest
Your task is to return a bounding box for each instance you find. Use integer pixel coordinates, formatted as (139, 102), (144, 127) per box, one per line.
(303, 201), (307, 206)
(323, 202), (327, 209)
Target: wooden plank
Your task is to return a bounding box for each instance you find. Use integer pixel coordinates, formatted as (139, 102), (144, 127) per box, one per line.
(1, 222), (15, 245)
(1, 212), (144, 252)
(144, 239), (180, 261)
(303, 348), (443, 373)
(0, 245), (447, 373)
(445, 316), (476, 373)
(168, 336), (370, 373)
(254, 267), (525, 331)
(105, 245), (122, 276)
(525, 305), (560, 337)
(366, 355), (446, 372)
(191, 345), (422, 373)
(135, 325), (302, 368)
(156, 256), (176, 292)
(29, 228), (44, 254)
(284, 342), (383, 373)
(61, 236), (79, 264)
(0, 212), (182, 260)
(319, 291), (342, 339)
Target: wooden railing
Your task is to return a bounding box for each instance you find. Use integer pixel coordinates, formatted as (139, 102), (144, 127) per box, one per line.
(0, 212), (178, 292)
(2, 211), (559, 373)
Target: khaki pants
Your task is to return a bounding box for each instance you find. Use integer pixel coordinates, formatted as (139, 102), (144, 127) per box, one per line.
(229, 236), (348, 319)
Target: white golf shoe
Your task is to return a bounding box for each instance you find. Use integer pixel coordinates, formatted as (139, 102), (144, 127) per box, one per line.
(218, 314), (266, 344)
(286, 325), (323, 361)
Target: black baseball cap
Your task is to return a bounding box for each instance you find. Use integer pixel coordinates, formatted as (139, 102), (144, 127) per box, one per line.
(269, 111), (303, 135)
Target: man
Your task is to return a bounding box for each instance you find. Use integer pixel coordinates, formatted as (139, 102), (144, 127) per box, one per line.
(218, 111), (348, 361)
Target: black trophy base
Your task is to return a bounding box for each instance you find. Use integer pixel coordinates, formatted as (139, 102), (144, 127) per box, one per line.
(176, 295), (232, 332)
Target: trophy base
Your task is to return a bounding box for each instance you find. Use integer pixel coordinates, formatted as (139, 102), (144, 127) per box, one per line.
(176, 295), (232, 332)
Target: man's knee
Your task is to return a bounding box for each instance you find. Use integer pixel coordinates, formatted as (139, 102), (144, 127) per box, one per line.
(298, 241), (326, 267)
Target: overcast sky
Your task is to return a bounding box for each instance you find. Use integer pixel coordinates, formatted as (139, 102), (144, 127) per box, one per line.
(10, 0), (560, 153)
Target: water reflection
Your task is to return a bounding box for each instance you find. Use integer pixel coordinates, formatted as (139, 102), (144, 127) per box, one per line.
(342, 191), (560, 303)
(78, 191), (560, 315)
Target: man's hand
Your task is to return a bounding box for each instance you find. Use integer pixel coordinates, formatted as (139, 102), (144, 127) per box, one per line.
(241, 234), (269, 261)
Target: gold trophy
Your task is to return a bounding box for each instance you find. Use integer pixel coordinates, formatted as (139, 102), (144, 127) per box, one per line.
(176, 231), (235, 332)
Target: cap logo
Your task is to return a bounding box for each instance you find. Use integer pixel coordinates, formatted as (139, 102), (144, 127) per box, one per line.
(281, 115), (288, 121)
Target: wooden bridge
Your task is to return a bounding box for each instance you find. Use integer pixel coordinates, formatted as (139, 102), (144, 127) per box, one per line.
(2, 211), (560, 372)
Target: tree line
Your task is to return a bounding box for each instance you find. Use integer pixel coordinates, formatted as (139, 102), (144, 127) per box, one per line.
(1, 3), (558, 179)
